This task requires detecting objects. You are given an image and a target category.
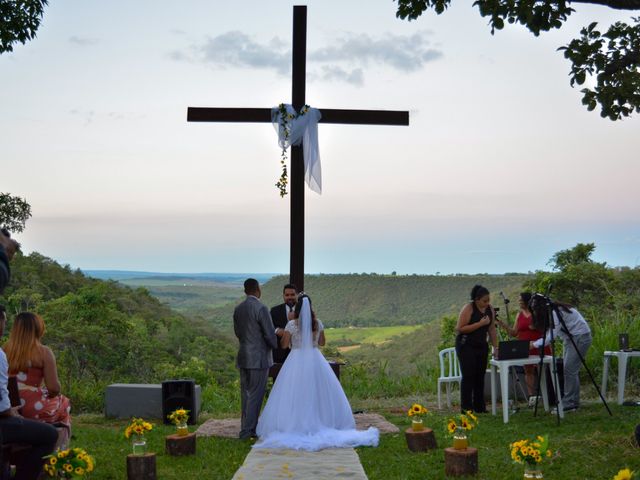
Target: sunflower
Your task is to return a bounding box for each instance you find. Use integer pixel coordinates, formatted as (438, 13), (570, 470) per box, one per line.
(447, 420), (457, 434)
(613, 468), (634, 480)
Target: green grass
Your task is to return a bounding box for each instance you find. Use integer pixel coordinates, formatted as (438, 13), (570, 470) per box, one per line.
(360, 403), (640, 479)
(72, 416), (251, 479)
(71, 402), (639, 479)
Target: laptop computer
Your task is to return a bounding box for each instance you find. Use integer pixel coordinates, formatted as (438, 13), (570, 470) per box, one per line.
(498, 340), (530, 360)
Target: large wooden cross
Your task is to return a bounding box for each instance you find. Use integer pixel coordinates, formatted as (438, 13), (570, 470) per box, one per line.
(187, 6), (409, 290)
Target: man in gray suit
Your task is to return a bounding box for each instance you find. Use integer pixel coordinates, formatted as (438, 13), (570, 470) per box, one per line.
(233, 278), (278, 439)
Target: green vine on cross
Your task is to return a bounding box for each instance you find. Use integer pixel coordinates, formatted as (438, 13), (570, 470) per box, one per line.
(276, 103), (310, 197)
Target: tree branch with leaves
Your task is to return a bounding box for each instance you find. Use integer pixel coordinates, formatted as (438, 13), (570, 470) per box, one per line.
(395, 0), (640, 120)
(0, 0), (48, 54)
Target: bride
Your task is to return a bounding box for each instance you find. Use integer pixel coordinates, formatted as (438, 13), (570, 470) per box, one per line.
(254, 294), (379, 451)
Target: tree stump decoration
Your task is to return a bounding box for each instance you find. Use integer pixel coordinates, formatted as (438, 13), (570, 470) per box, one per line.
(405, 427), (437, 452)
(126, 453), (157, 480)
(165, 432), (196, 456)
(444, 447), (478, 476)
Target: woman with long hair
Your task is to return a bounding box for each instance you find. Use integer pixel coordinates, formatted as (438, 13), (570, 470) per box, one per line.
(496, 292), (550, 404)
(3, 312), (71, 440)
(529, 298), (591, 413)
(0, 306), (57, 480)
(255, 294), (378, 451)
(455, 285), (499, 413)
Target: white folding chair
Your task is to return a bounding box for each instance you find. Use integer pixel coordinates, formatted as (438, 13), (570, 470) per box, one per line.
(438, 347), (462, 409)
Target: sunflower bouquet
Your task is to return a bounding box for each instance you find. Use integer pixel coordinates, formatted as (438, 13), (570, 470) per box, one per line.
(43, 447), (95, 478)
(124, 418), (153, 439)
(446, 411), (478, 434)
(510, 434), (552, 466)
(407, 403), (429, 431)
(407, 403), (429, 420)
(168, 408), (190, 436)
(167, 408), (190, 426)
(446, 411), (478, 449)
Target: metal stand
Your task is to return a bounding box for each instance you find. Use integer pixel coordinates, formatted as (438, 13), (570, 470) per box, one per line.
(530, 294), (612, 423)
(498, 293), (527, 413)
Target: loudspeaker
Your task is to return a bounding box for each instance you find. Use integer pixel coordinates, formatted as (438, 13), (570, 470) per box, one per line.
(162, 380), (197, 425)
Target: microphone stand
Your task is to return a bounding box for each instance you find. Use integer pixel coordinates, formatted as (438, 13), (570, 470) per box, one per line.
(532, 294), (561, 424)
(499, 293), (527, 412)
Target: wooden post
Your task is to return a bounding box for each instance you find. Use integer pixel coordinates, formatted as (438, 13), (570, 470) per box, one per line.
(405, 427), (437, 452)
(444, 447), (478, 476)
(126, 453), (157, 480)
(165, 433), (196, 456)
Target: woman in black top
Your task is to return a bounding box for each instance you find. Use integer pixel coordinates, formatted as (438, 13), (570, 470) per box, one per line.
(455, 285), (499, 413)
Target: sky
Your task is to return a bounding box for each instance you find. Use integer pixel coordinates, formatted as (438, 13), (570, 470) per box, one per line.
(2, 0), (639, 275)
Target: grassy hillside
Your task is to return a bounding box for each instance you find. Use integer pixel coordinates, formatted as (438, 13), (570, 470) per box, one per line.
(324, 325), (422, 348)
(1, 252), (238, 412)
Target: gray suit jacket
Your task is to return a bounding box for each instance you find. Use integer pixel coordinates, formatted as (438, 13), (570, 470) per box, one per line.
(234, 296), (278, 369)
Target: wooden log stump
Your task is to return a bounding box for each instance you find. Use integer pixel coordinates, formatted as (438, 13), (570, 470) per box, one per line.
(126, 453), (157, 480)
(444, 447), (478, 476)
(165, 432), (196, 456)
(404, 427), (438, 452)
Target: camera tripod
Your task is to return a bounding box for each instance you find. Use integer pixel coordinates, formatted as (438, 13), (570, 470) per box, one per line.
(530, 293), (612, 424)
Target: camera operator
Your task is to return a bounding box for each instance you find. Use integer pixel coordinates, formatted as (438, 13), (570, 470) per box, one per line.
(529, 299), (592, 413)
(0, 229), (20, 294)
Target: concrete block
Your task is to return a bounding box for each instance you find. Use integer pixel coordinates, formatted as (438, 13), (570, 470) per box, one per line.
(105, 383), (203, 420)
(105, 384), (164, 419)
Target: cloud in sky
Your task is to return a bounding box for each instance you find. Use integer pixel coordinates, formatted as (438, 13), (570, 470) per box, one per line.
(309, 32), (442, 73)
(68, 36), (99, 46)
(170, 30), (442, 84)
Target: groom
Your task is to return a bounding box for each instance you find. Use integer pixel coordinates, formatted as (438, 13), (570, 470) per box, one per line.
(233, 278), (278, 439)
(270, 283), (298, 364)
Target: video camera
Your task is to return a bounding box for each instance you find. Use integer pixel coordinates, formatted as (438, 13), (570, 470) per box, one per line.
(528, 293), (554, 331)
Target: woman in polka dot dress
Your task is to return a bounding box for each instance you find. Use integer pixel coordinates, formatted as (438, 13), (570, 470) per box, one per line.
(3, 312), (71, 443)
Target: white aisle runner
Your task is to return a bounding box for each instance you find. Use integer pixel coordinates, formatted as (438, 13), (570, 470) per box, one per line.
(231, 447), (368, 480)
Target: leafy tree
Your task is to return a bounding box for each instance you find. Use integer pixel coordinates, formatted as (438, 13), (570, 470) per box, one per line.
(525, 243), (614, 308)
(0, 192), (31, 232)
(394, 1), (640, 120)
(0, 0), (48, 53)
(549, 242), (596, 270)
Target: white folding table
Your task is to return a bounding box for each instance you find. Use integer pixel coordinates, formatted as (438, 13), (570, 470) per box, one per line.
(490, 355), (564, 423)
(601, 350), (640, 405)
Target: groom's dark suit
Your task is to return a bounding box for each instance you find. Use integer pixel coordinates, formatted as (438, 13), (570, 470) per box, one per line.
(270, 303), (293, 364)
(234, 295), (278, 439)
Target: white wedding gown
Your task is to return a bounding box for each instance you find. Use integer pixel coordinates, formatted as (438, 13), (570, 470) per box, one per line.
(254, 298), (379, 451)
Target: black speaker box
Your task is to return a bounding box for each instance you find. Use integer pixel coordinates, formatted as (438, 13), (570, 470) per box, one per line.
(162, 380), (197, 425)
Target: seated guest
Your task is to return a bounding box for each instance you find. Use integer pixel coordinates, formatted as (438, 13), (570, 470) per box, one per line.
(3, 312), (71, 444)
(0, 306), (57, 480)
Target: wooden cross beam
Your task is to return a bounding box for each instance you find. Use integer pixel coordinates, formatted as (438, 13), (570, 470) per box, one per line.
(187, 6), (409, 291)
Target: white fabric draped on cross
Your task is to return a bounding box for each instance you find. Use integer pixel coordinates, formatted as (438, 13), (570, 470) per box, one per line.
(271, 105), (322, 194)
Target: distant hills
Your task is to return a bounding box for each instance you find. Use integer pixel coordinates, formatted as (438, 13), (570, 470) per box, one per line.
(83, 270), (277, 284)
(104, 271), (532, 330)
